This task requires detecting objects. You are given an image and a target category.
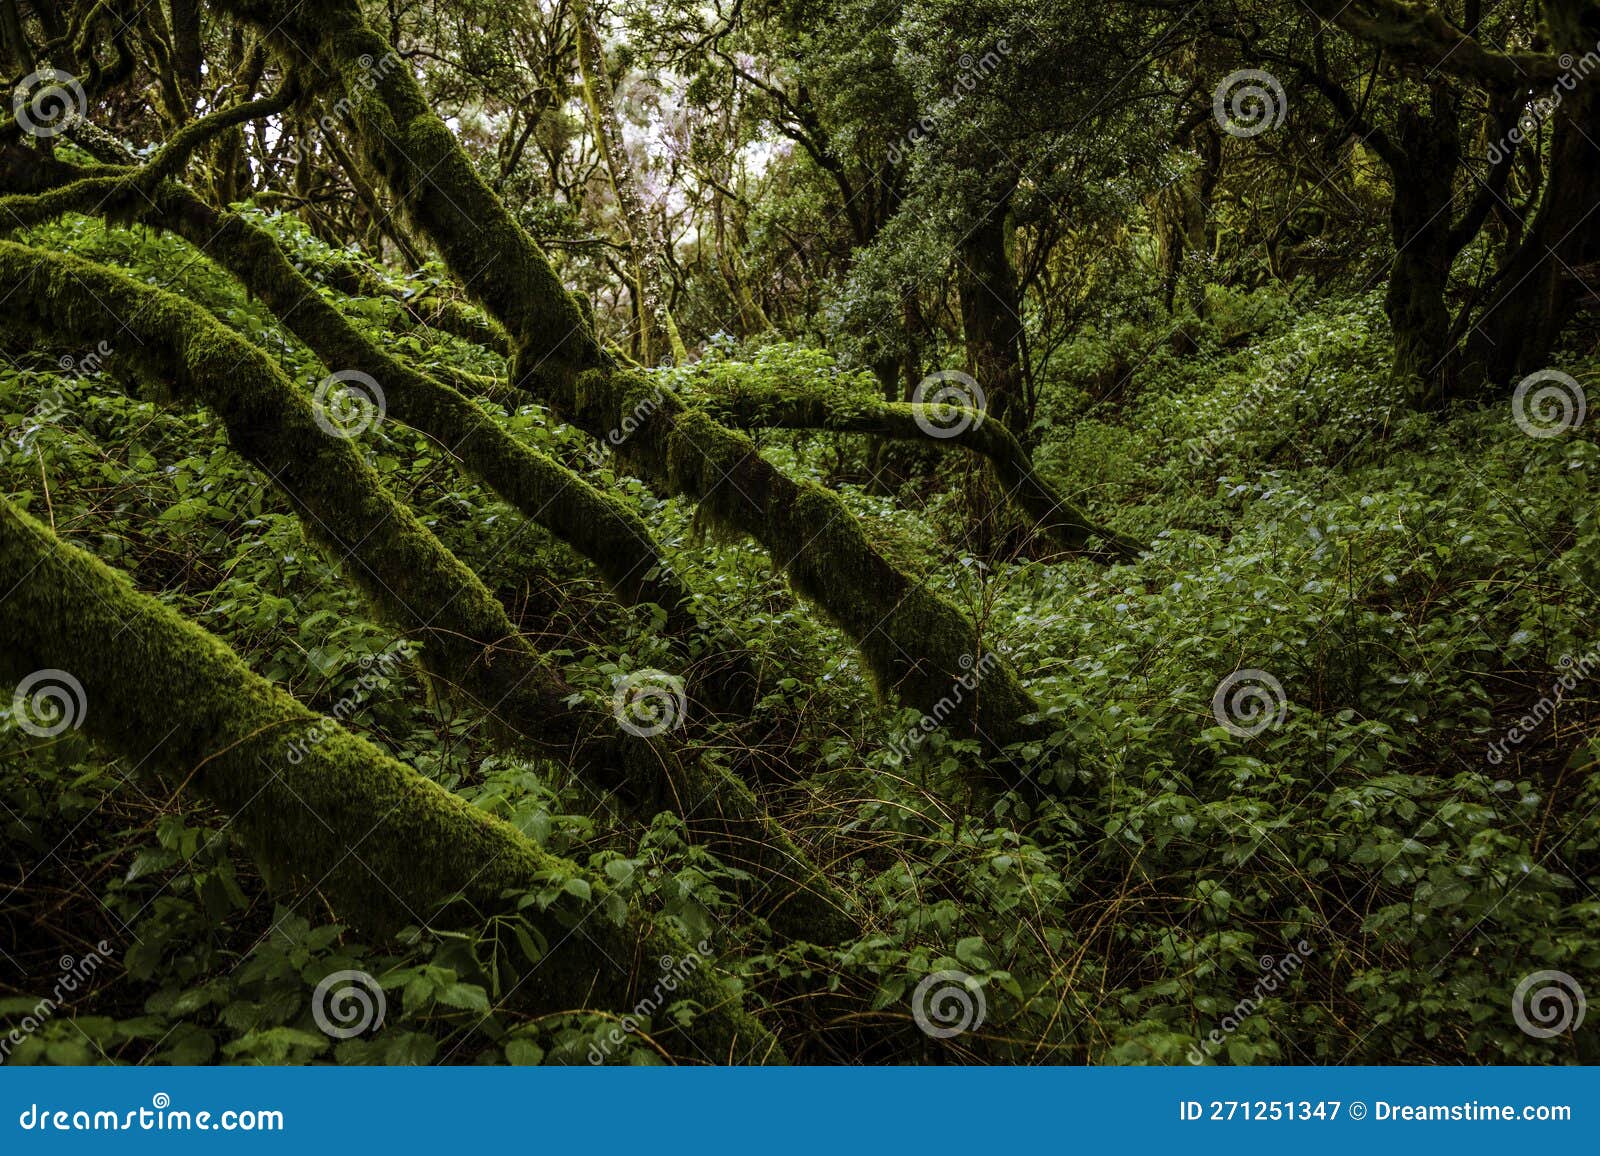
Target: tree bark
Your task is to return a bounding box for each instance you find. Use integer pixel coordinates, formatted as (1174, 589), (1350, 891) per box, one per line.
(0, 238), (848, 938)
(0, 495), (781, 1064)
(572, 0), (688, 366)
(1464, 95), (1600, 387)
(692, 383), (1141, 560)
(215, 0), (1058, 766)
(957, 209), (1028, 436)
(1384, 93), (1461, 408)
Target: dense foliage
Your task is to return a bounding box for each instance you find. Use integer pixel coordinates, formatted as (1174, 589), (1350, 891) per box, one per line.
(1, 0), (1597, 1066)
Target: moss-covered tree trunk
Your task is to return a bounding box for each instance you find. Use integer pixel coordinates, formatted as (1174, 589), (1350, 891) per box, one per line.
(0, 146), (721, 679)
(212, 0), (1057, 763)
(1464, 91), (1600, 388)
(0, 495), (781, 1063)
(690, 383), (1141, 561)
(1384, 94), (1461, 409)
(957, 207), (1028, 437)
(0, 239), (847, 938)
(956, 199), (1040, 555)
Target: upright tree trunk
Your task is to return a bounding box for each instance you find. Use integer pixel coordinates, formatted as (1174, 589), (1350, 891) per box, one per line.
(957, 208), (1028, 436)
(1461, 0), (1600, 388)
(0, 0), (33, 75)
(1465, 103), (1600, 388)
(209, 29), (260, 206)
(572, 0), (687, 366)
(1385, 94), (1461, 408)
(715, 217), (771, 334)
(1160, 119), (1222, 313)
(957, 203), (1033, 554)
(169, 0), (204, 112)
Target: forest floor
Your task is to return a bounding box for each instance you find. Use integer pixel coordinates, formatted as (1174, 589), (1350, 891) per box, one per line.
(3, 214), (1598, 1065)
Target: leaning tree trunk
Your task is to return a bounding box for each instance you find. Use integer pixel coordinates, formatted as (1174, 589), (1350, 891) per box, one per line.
(0, 238), (848, 940)
(690, 381), (1141, 560)
(0, 495), (782, 1064)
(216, 0), (1060, 770)
(0, 143), (728, 687)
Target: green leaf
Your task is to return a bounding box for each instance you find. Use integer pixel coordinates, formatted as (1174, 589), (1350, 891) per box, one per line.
(505, 1038), (544, 1066)
(435, 982), (490, 1012)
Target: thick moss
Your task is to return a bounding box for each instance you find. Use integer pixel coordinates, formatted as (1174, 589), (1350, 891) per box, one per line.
(215, 0), (1053, 759)
(0, 239), (576, 737)
(0, 495), (781, 1063)
(584, 376), (1052, 756)
(0, 145), (763, 716)
(165, 181), (697, 631)
(0, 239), (849, 939)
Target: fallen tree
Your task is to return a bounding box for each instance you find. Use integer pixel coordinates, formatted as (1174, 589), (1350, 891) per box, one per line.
(687, 382), (1143, 559)
(0, 142), (752, 704)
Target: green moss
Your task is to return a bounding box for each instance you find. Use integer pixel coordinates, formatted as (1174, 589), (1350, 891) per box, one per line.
(690, 379), (1143, 559)
(0, 494), (781, 1062)
(0, 156), (720, 657)
(0, 238), (836, 933)
(592, 370), (1051, 755)
(166, 186), (698, 621)
(213, 0), (1053, 770)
